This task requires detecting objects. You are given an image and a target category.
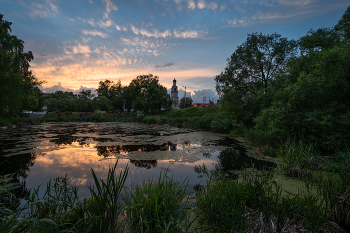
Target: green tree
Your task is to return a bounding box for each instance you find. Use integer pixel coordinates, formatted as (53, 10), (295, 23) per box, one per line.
(128, 74), (172, 114)
(93, 96), (112, 111)
(334, 6), (350, 41)
(298, 28), (341, 54)
(179, 97), (193, 109)
(255, 43), (350, 153)
(0, 14), (43, 115)
(96, 80), (124, 111)
(78, 89), (95, 100)
(215, 32), (296, 126)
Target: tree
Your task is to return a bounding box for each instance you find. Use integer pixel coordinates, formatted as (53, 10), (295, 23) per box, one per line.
(215, 32), (296, 96)
(334, 5), (350, 41)
(179, 97), (193, 109)
(255, 43), (350, 153)
(93, 96), (112, 111)
(96, 80), (123, 111)
(78, 89), (95, 100)
(298, 28), (341, 54)
(0, 14), (43, 115)
(128, 74), (172, 114)
(215, 32), (297, 126)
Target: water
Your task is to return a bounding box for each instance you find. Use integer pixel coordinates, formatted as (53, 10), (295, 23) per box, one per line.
(0, 122), (275, 199)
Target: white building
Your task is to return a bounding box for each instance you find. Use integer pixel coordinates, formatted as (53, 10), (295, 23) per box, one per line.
(171, 78), (179, 109)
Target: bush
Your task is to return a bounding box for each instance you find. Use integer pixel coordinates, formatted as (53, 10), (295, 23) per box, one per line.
(143, 116), (156, 124)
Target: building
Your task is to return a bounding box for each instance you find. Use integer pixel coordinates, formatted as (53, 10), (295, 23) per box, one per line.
(171, 78), (179, 109)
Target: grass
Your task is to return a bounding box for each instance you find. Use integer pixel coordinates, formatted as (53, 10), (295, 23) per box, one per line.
(123, 171), (194, 233)
(0, 162), (196, 233)
(2, 157), (349, 232)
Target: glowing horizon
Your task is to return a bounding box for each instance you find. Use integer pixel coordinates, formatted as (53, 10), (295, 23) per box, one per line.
(2, 0), (348, 97)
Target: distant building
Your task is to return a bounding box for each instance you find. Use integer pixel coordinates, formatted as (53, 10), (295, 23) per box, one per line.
(171, 78), (179, 109)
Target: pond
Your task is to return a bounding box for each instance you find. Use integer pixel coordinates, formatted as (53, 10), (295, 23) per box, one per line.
(0, 122), (275, 199)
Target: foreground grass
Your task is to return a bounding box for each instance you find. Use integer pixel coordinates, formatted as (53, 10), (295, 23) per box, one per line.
(1, 157), (349, 233)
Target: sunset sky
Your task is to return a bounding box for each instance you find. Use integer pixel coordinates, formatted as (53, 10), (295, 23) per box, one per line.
(1, 0), (349, 101)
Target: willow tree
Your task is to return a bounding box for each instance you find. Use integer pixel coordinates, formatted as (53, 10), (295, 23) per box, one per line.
(0, 14), (43, 115)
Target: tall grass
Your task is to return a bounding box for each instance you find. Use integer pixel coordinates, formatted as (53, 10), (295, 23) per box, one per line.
(123, 171), (194, 233)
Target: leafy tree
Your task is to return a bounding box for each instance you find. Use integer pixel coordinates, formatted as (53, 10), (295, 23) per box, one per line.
(334, 5), (350, 41)
(93, 96), (112, 111)
(179, 97), (193, 109)
(128, 74), (172, 114)
(78, 89), (95, 100)
(96, 80), (123, 111)
(298, 28), (341, 54)
(215, 32), (296, 126)
(0, 14), (43, 115)
(255, 43), (350, 153)
(215, 32), (297, 96)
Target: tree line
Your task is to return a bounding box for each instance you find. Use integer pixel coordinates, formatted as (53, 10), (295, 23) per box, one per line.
(215, 6), (350, 154)
(46, 74), (172, 114)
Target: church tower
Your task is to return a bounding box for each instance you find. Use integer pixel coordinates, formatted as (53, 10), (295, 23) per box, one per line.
(171, 78), (179, 109)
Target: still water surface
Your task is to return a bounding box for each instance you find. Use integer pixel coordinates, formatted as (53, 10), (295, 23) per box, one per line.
(0, 122), (274, 199)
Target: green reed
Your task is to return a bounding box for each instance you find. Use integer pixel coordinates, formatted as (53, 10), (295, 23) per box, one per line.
(123, 170), (194, 233)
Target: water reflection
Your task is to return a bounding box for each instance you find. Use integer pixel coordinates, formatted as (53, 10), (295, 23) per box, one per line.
(95, 143), (173, 157)
(218, 148), (275, 173)
(130, 160), (157, 169)
(0, 122), (276, 200)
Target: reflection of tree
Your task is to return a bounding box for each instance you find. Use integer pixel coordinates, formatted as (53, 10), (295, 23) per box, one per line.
(129, 159), (157, 169)
(50, 135), (77, 145)
(95, 143), (171, 157)
(170, 144), (177, 151)
(0, 152), (40, 210)
(217, 148), (275, 175)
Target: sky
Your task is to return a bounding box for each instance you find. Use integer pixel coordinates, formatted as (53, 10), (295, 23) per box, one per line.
(1, 0), (349, 103)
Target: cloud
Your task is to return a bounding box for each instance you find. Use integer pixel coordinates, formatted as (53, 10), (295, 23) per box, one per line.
(139, 28), (172, 38)
(40, 82), (75, 93)
(220, 3), (227, 11)
(102, 0), (118, 18)
(97, 19), (114, 28)
(72, 44), (91, 54)
(28, 1), (58, 18)
(277, 0), (317, 6)
(187, 0), (196, 9)
(198, 0), (206, 9)
(173, 29), (199, 38)
(129, 25), (202, 39)
(154, 62), (174, 68)
(191, 89), (219, 104)
(40, 83), (96, 95)
(82, 30), (108, 38)
(207, 2), (218, 11)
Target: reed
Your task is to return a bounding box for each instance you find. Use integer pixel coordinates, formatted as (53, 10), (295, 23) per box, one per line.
(123, 170), (194, 233)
